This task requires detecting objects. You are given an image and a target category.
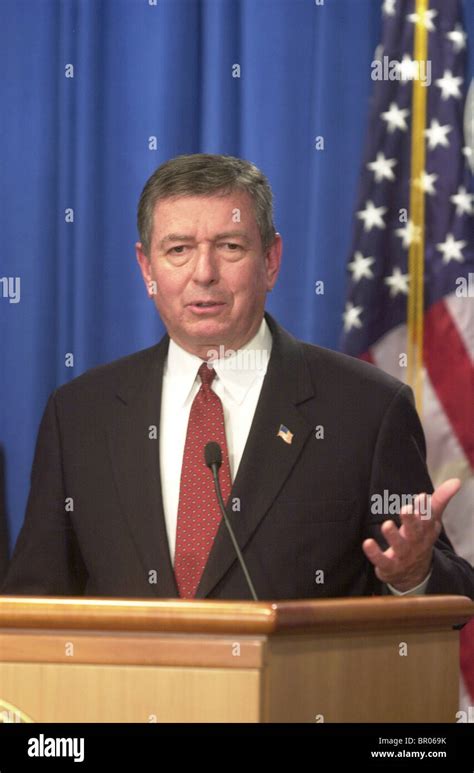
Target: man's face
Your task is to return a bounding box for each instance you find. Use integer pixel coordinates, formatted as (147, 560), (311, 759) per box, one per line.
(136, 191), (282, 358)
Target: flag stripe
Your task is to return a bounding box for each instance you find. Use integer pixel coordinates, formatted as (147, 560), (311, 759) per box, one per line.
(423, 299), (474, 468)
(460, 621), (474, 701)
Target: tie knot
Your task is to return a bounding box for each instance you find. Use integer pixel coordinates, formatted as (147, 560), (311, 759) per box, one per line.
(198, 361), (216, 388)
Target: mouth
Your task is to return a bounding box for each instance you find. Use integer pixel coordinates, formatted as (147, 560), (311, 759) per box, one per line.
(186, 300), (226, 314)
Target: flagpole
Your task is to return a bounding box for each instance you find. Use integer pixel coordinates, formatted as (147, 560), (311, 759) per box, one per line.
(407, 0), (429, 413)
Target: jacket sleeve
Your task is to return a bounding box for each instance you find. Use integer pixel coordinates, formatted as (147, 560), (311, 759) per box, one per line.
(0, 391), (87, 596)
(365, 384), (474, 600)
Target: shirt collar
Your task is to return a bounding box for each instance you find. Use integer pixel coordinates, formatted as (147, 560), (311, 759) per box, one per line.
(165, 317), (272, 407)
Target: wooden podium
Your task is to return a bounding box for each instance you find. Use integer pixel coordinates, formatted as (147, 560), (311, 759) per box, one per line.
(0, 595), (472, 723)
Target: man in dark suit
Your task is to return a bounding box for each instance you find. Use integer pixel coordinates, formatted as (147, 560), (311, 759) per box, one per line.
(2, 154), (473, 600)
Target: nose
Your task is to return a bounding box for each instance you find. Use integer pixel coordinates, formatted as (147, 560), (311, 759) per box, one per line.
(191, 243), (219, 285)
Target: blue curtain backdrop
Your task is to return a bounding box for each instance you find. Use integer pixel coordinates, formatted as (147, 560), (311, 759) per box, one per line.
(1, 0), (473, 566)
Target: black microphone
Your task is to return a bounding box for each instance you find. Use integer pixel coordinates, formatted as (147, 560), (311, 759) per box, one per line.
(204, 441), (258, 601)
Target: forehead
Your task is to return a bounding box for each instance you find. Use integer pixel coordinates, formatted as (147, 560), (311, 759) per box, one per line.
(151, 191), (259, 236)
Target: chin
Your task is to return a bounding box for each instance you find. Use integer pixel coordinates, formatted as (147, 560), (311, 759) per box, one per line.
(184, 319), (238, 350)
(188, 318), (229, 337)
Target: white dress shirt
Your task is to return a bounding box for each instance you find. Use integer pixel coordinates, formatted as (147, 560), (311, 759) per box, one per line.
(159, 316), (429, 594)
(387, 570), (431, 595)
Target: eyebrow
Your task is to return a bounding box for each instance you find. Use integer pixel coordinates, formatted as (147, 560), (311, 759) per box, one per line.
(158, 231), (250, 249)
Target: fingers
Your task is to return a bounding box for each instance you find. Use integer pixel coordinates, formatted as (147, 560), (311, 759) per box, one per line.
(381, 519), (410, 557)
(363, 511), (431, 579)
(362, 479), (461, 587)
(362, 538), (396, 574)
(362, 528), (432, 589)
(399, 507), (423, 538)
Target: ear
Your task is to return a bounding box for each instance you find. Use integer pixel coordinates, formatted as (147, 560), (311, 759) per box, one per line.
(135, 242), (154, 297)
(264, 233), (282, 291)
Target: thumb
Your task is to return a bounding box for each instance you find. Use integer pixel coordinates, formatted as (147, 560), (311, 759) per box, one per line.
(429, 478), (461, 520)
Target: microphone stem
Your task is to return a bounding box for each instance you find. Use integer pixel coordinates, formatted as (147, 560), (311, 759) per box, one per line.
(211, 467), (259, 601)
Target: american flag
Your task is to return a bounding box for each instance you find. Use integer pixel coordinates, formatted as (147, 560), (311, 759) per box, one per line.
(341, 0), (474, 710)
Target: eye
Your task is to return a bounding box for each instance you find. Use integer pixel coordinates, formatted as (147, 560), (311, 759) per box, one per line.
(222, 243), (242, 250)
(169, 246), (187, 254)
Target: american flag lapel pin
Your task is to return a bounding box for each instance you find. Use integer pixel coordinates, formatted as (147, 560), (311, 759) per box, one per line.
(277, 424), (294, 445)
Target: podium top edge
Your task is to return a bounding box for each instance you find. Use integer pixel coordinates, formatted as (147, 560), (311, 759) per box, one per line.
(0, 595), (472, 635)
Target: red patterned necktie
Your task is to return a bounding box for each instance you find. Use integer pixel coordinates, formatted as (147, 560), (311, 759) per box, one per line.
(174, 362), (232, 598)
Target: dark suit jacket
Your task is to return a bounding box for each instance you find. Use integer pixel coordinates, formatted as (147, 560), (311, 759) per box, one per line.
(2, 314), (473, 600)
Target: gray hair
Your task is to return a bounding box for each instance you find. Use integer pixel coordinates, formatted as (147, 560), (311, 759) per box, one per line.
(137, 153), (276, 256)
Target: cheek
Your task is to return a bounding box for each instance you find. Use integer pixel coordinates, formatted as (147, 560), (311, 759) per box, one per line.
(229, 261), (267, 298)
(152, 266), (187, 302)
(229, 257), (261, 283)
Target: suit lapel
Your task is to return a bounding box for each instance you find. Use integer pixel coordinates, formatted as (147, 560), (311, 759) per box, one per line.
(195, 314), (315, 599)
(107, 334), (179, 598)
